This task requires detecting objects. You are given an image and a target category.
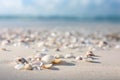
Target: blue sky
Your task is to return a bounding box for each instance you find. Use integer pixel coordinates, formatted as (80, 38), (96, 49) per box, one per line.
(0, 0), (120, 17)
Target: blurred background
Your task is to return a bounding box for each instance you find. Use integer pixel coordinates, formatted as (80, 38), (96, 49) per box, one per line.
(0, 0), (120, 31)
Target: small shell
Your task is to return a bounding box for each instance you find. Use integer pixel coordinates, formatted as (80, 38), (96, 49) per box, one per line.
(32, 62), (43, 70)
(41, 55), (55, 64)
(42, 64), (53, 69)
(52, 59), (62, 64)
(14, 64), (24, 70)
(54, 54), (63, 59)
(0, 48), (7, 51)
(34, 53), (42, 59)
(75, 56), (83, 60)
(55, 48), (60, 51)
(42, 48), (48, 52)
(85, 51), (95, 57)
(15, 57), (28, 64)
(64, 53), (74, 59)
(24, 64), (33, 70)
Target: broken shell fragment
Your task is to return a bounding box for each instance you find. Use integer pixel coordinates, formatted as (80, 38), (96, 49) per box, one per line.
(14, 64), (24, 70)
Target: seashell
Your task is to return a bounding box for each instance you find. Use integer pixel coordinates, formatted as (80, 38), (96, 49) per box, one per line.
(52, 59), (62, 64)
(14, 64), (24, 70)
(0, 48), (7, 51)
(24, 64), (33, 70)
(115, 45), (120, 49)
(98, 41), (108, 48)
(41, 55), (55, 64)
(34, 53), (42, 59)
(42, 48), (48, 52)
(85, 51), (95, 57)
(33, 66), (41, 70)
(32, 62), (43, 70)
(55, 48), (60, 51)
(75, 56), (83, 60)
(37, 42), (45, 47)
(54, 54), (63, 59)
(15, 57), (28, 64)
(42, 64), (53, 69)
(64, 53), (74, 59)
(1, 40), (10, 45)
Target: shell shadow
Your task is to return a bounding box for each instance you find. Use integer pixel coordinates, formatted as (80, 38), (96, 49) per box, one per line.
(87, 60), (101, 64)
(50, 67), (60, 71)
(55, 61), (75, 66)
(95, 55), (101, 57)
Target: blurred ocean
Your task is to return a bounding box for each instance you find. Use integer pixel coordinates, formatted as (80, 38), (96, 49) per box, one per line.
(0, 16), (120, 34)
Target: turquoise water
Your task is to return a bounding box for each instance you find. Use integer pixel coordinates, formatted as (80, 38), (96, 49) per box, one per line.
(0, 19), (120, 34)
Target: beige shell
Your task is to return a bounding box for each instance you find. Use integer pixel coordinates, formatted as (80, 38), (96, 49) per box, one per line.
(41, 55), (55, 64)
(24, 64), (33, 70)
(42, 64), (53, 69)
(52, 59), (62, 64)
(0, 48), (7, 51)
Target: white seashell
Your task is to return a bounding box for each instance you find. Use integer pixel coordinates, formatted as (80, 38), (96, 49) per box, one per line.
(14, 64), (24, 70)
(34, 53), (42, 59)
(1, 40), (10, 45)
(32, 62), (43, 70)
(54, 54), (63, 59)
(75, 56), (83, 60)
(42, 48), (49, 52)
(37, 42), (44, 47)
(64, 53), (74, 59)
(115, 45), (120, 49)
(41, 55), (55, 64)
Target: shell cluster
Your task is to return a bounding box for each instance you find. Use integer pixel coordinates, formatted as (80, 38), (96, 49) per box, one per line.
(14, 50), (100, 71)
(14, 54), (62, 70)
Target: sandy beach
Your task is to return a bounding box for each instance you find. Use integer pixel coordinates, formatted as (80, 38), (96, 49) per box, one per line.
(0, 46), (120, 80)
(0, 26), (120, 80)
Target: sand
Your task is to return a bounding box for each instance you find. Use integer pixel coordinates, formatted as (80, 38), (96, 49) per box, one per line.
(0, 45), (120, 80)
(0, 23), (120, 80)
